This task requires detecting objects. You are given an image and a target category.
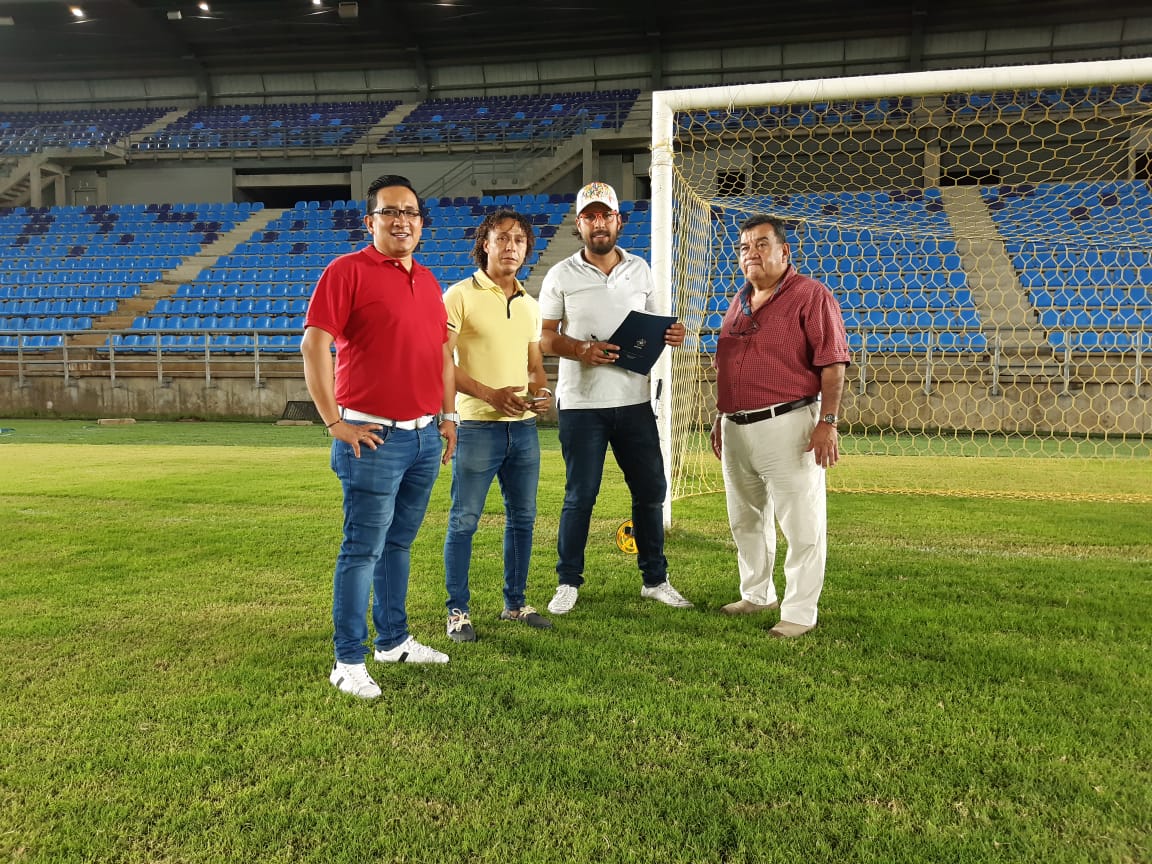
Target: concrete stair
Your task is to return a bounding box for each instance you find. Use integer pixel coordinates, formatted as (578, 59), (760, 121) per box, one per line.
(127, 108), (189, 144)
(0, 153), (59, 208)
(524, 212), (582, 385)
(68, 207), (287, 346)
(524, 212), (579, 299)
(941, 186), (1045, 350)
(343, 102), (416, 155)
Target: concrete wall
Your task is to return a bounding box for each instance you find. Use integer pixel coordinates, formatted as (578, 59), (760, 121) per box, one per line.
(360, 157), (477, 199)
(1, 374), (313, 421)
(2, 369), (1149, 438)
(69, 164), (235, 206)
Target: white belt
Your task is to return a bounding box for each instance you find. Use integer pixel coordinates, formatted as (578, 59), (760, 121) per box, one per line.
(340, 407), (437, 430)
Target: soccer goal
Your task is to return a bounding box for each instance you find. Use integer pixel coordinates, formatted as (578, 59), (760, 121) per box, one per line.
(650, 58), (1152, 516)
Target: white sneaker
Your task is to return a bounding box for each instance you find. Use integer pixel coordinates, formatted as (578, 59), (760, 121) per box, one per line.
(373, 636), (449, 664)
(329, 661), (381, 699)
(640, 580), (694, 608)
(547, 585), (579, 615)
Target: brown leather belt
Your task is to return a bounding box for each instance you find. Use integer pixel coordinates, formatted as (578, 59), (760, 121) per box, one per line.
(725, 395), (819, 425)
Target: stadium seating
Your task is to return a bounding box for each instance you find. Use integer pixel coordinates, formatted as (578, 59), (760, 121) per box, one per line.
(4, 146), (1144, 363)
(944, 84), (1152, 119)
(677, 85), (1152, 136)
(982, 180), (1152, 352)
(0, 202), (258, 348)
(6, 91), (638, 155)
(381, 91), (639, 147)
(678, 97), (914, 132)
(698, 189), (983, 353)
(0, 108), (171, 154)
(133, 101), (400, 152)
(107, 194), (574, 355)
(617, 200), (651, 260)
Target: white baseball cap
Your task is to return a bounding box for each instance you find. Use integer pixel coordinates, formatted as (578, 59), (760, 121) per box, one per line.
(576, 181), (619, 214)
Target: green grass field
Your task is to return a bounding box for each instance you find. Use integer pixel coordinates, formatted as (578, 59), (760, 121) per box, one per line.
(2, 421), (1150, 863)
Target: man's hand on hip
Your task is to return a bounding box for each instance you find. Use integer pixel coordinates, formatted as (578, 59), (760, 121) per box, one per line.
(329, 420), (384, 458)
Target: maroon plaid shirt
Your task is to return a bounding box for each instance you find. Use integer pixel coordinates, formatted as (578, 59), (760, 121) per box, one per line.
(714, 266), (850, 414)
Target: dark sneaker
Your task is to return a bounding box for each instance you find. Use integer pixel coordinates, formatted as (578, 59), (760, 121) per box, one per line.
(499, 605), (553, 629)
(447, 609), (477, 643)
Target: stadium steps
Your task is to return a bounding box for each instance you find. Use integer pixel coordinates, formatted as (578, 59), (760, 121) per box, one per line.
(523, 210), (579, 299)
(986, 345), (1068, 380)
(66, 207), (287, 347)
(348, 102), (416, 155)
(941, 186), (1043, 349)
(67, 293), (165, 347)
(618, 91), (651, 135)
(520, 96), (648, 194)
(131, 108), (190, 142)
(956, 237), (1035, 330)
(0, 153), (54, 207)
(517, 135), (587, 196)
(175, 206), (286, 281)
(523, 209), (580, 385)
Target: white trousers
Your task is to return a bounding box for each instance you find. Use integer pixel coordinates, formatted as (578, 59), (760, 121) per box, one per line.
(721, 403), (826, 627)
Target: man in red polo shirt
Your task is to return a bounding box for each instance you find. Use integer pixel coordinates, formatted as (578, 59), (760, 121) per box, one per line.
(302, 174), (459, 699)
(710, 215), (850, 639)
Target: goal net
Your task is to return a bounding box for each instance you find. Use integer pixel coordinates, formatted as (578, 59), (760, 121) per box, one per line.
(650, 59), (1152, 510)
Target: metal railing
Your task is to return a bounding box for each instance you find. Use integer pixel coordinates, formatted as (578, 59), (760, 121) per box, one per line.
(2, 328), (303, 389)
(3, 324), (1148, 397)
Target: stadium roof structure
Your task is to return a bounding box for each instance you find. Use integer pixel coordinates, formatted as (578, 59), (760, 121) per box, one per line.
(0, 0), (1149, 83)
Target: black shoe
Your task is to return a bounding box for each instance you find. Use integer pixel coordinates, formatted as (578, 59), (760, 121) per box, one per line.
(447, 609), (477, 642)
(499, 605), (553, 629)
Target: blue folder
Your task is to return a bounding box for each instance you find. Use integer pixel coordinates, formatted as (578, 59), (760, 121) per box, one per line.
(606, 310), (678, 375)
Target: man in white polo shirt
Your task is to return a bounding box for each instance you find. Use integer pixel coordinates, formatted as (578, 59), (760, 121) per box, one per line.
(538, 181), (691, 615)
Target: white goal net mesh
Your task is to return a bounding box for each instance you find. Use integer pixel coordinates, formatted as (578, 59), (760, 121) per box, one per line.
(652, 60), (1152, 505)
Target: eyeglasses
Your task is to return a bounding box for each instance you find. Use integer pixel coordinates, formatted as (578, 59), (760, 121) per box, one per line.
(577, 211), (618, 223)
(368, 207), (422, 220)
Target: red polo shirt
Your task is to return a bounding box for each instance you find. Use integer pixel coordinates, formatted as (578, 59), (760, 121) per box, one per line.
(306, 245), (447, 421)
(715, 266), (850, 413)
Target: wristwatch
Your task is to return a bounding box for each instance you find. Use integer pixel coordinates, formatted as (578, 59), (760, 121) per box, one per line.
(821, 413), (839, 426)
(438, 412), (460, 425)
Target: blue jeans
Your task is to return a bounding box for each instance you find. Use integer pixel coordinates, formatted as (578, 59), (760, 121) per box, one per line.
(556, 402), (668, 588)
(444, 419), (540, 613)
(330, 421), (441, 662)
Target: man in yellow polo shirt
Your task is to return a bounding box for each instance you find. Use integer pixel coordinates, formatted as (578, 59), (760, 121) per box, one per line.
(442, 209), (554, 642)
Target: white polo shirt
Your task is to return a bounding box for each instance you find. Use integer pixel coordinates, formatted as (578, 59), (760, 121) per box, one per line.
(538, 246), (665, 410)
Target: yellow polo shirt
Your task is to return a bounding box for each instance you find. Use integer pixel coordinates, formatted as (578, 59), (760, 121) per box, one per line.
(444, 269), (542, 421)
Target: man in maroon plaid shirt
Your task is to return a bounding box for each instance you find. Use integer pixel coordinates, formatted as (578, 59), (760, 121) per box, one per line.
(710, 215), (851, 638)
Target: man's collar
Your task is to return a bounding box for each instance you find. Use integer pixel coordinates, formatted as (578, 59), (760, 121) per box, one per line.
(363, 244), (417, 269)
(472, 268), (524, 295)
(577, 245), (627, 271)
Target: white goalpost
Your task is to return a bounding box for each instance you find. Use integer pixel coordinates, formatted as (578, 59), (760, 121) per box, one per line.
(651, 58), (1152, 525)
